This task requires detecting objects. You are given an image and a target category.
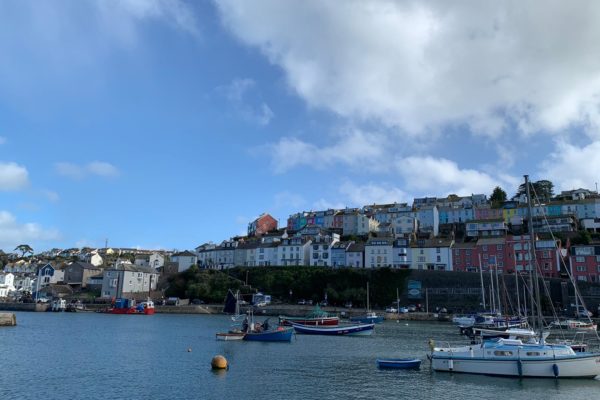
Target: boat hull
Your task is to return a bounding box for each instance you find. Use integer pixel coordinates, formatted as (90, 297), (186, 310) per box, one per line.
(279, 316), (339, 326)
(431, 354), (600, 378)
(108, 307), (155, 315)
(292, 323), (374, 336)
(216, 332), (245, 341)
(350, 315), (384, 324)
(243, 327), (294, 342)
(377, 358), (421, 369)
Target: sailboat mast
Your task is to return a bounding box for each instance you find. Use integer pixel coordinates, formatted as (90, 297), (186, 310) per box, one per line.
(367, 282), (370, 312)
(489, 265), (496, 313)
(478, 253), (486, 310)
(515, 266), (521, 316)
(525, 175), (543, 334)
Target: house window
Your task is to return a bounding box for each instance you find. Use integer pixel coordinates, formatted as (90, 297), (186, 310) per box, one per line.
(576, 256), (585, 263)
(577, 266), (586, 272)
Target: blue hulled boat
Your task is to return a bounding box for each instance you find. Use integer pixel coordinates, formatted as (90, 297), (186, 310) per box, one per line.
(292, 322), (374, 336)
(243, 326), (294, 342)
(376, 358), (421, 369)
(350, 312), (384, 324)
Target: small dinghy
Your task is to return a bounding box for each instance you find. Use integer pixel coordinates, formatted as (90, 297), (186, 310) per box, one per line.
(376, 358), (421, 369)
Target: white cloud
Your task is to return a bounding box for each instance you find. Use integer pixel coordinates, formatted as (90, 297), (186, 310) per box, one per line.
(0, 211), (60, 250)
(268, 128), (387, 173)
(541, 140), (600, 191)
(41, 190), (60, 202)
(87, 161), (120, 177)
(216, 1), (600, 138)
(396, 156), (515, 196)
(55, 161), (120, 179)
(274, 191), (306, 210)
(217, 78), (275, 126)
(0, 162), (29, 190)
(339, 181), (410, 207)
(313, 198), (345, 210)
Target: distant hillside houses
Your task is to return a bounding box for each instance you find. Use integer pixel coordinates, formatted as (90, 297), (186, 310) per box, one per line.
(0, 248), (171, 301)
(191, 190), (600, 283)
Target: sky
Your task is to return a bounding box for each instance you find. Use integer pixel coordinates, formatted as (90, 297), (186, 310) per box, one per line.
(2, 0), (600, 253)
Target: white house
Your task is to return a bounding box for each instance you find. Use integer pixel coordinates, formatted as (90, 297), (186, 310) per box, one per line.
(0, 273), (16, 297)
(255, 242), (279, 266)
(171, 250), (198, 272)
(214, 240), (238, 269)
(364, 237), (394, 268)
(195, 242), (217, 268)
(346, 243), (364, 268)
(149, 252), (165, 270)
(101, 264), (159, 298)
(234, 242), (259, 267)
(309, 233), (340, 267)
(277, 236), (311, 266)
(410, 238), (454, 271)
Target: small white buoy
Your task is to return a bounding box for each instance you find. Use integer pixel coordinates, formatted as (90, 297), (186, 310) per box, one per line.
(405, 323), (409, 326)
(187, 348), (192, 352)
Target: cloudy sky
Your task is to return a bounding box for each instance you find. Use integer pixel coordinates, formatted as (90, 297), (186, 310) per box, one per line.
(1, 0), (599, 252)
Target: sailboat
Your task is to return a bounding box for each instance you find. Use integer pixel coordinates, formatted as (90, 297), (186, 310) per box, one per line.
(430, 175), (600, 378)
(216, 289), (246, 340)
(350, 282), (384, 324)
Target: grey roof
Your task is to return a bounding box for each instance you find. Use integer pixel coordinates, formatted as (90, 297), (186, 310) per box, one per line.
(173, 250), (196, 257)
(70, 261), (101, 270)
(452, 242), (477, 249)
(113, 264), (156, 273)
(347, 243), (365, 252)
(476, 237), (506, 246)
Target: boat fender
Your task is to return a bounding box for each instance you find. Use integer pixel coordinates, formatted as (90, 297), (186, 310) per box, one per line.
(448, 359), (454, 371)
(553, 363), (559, 378)
(517, 360), (523, 377)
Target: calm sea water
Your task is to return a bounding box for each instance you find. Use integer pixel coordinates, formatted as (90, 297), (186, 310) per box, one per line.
(2, 312), (600, 400)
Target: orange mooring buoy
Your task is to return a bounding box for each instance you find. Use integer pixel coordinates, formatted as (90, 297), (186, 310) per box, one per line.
(211, 355), (228, 370)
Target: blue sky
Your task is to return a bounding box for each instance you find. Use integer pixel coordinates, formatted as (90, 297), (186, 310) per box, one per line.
(1, 1), (600, 253)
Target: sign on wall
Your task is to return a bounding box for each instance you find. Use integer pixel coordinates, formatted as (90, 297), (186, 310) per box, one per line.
(407, 280), (422, 299)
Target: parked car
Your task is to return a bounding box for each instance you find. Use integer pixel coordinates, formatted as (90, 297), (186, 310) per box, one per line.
(191, 299), (205, 305)
(165, 297), (180, 306)
(297, 299), (307, 305)
(385, 307), (398, 313)
(320, 300), (328, 307)
(407, 305), (417, 312)
(398, 307), (409, 313)
(344, 302), (353, 309)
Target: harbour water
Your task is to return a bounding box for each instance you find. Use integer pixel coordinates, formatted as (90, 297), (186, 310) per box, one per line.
(2, 312), (600, 400)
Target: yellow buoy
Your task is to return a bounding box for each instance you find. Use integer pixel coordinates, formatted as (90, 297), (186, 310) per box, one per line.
(211, 355), (228, 370)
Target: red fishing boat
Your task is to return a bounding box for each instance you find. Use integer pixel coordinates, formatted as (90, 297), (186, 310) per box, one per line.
(106, 298), (155, 315)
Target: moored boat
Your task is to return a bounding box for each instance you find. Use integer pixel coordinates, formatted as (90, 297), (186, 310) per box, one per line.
(376, 358), (421, 369)
(216, 331), (246, 341)
(350, 312), (384, 324)
(431, 337), (600, 378)
(549, 319), (597, 332)
(292, 322), (374, 336)
(243, 326), (294, 342)
(104, 298), (155, 315)
(279, 305), (339, 326)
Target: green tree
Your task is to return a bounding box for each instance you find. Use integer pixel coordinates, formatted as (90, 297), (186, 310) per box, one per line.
(14, 244), (33, 258)
(515, 180), (554, 202)
(489, 186), (507, 208)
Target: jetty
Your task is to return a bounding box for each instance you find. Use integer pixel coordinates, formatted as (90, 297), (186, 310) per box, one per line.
(0, 312), (16, 326)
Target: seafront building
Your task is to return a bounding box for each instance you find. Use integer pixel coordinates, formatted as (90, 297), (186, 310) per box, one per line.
(4, 189), (600, 301)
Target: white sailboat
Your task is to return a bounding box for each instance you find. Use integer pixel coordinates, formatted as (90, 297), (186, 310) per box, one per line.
(431, 175), (600, 378)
